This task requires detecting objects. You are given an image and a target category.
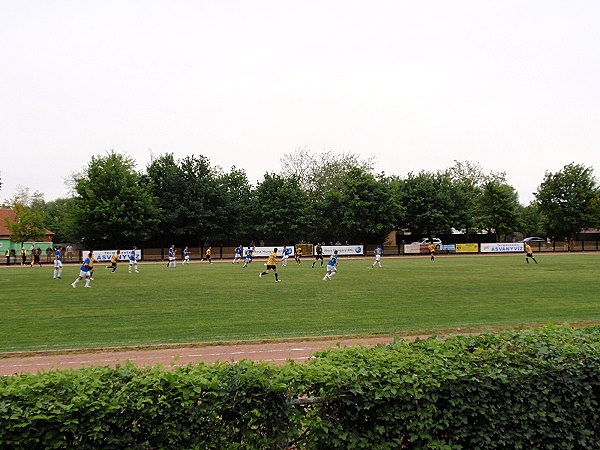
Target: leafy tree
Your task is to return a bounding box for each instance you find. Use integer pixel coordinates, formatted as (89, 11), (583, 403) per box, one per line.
(518, 202), (545, 237)
(477, 181), (522, 241)
(69, 152), (161, 247)
(399, 170), (466, 238)
(251, 173), (310, 243)
(42, 198), (79, 243)
(3, 201), (48, 246)
(448, 160), (506, 235)
(535, 163), (599, 239)
(145, 153), (230, 245)
(321, 168), (400, 243)
(217, 167), (254, 243)
(279, 147), (375, 196)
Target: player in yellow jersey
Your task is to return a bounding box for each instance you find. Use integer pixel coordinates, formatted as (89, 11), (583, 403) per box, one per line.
(105, 250), (121, 273)
(428, 243), (436, 261)
(295, 246), (303, 264)
(524, 243), (538, 264)
(259, 248), (281, 282)
(205, 247), (213, 264)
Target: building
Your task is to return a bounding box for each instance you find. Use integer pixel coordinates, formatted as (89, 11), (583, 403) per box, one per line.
(0, 208), (55, 255)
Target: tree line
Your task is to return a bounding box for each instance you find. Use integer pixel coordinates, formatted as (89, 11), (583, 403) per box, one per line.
(3, 150), (600, 247)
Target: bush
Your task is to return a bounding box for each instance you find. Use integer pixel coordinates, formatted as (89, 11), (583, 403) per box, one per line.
(1, 326), (598, 449)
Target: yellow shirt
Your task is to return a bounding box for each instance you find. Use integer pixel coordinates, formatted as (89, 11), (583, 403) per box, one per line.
(267, 252), (277, 265)
(206, 248), (212, 256)
(525, 244), (533, 254)
(428, 243), (435, 252)
(111, 253), (119, 263)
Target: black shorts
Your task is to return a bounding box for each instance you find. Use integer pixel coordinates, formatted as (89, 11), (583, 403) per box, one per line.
(315, 254), (323, 260)
(266, 264), (277, 270)
(526, 252), (533, 258)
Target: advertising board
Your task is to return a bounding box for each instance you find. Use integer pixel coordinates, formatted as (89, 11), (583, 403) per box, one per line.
(82, 249), (142, 261)
(456, 243), (479, 253)
(480, 243), (524, 253)
(319, 245), (364, 256)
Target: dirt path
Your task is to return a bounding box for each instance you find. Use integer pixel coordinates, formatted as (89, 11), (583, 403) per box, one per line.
(0, 336), (415, 376)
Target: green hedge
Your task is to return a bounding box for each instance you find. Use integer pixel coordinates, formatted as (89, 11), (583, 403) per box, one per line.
(1, 326), (599, 449)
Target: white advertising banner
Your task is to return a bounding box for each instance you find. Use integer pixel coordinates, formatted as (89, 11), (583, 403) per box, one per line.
(480, 243), (524, 253)
(320, 245), (364, 256)
(251, 246), (290, 257)
(403, 244), (422, 254)
(82, 249), (142, 261)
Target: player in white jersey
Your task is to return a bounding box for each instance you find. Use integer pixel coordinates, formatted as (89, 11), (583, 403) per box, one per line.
(129, 246), (139, 273)
(53, 246), (63, 279)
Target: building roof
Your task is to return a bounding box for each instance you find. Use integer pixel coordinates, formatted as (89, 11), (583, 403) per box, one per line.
(0, 208), (55, 241)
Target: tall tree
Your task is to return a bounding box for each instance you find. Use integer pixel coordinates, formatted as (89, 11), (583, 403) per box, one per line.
(217, 166), (253, 243)
(518, 202), (545, 237)
(535, 163), (599, 239)
(399, 170), (465, 238)
(279, 147), (375, 196)
(69, 152), (161, 246)
(251, 173), (310, 243)
(145, 153), (230, 245)
(323, 168), (400, 243)
(3, 201), (47, 245)
(448, 160), (507, 235)
(477, 181), (522, 241)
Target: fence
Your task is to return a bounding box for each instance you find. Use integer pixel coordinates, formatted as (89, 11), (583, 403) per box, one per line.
(54, 242), (600, 263)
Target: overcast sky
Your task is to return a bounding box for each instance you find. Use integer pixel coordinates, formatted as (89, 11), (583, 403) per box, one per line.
(1, 1), (599, 205)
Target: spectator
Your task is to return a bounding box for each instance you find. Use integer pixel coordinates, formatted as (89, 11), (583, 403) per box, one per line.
(21, 247), (27, 265)
(66, 244), (74, 261)
(5, 248), (10, 265)
(46, 246), (54, 263)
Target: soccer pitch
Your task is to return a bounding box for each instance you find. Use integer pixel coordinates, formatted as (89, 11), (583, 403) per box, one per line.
(0, 254), (598, 352)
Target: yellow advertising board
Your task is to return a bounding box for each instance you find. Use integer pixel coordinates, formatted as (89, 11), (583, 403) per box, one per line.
(456, 243), (479, 253)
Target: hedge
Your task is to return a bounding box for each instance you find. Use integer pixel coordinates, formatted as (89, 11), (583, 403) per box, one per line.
(1, 325), (598, 449)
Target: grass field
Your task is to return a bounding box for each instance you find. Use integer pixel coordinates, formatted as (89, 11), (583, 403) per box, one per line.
(0, 254), (598, 352)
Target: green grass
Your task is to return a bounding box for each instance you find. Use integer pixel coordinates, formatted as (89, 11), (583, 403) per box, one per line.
(0, 254), (599, 352)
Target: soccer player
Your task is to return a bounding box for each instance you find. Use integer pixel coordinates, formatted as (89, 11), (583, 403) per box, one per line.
(323, 250), (339, 281)
(72, 252), (93, 288)
(167, 245), (176, 268)
(429, 242), (436, 261)
(259, 248), (281, 282)
(312, 242), (324, 268)
(295, 246), (303, 264)
(105, 250), (120, 273)
(232, 245), (243, 264)
(242, 246), (254, 268)
(21, 247), (27, 266)
(205, 247), (213, 264)
(372, 246), (383, 268)
(53, 246), (63, 278)
(182, 246), (191, 264)
(129, 246), (140, 273)
(88, 251), (99, 279)
(281, 245), (292, 266)
(525, 243), (538, 264)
